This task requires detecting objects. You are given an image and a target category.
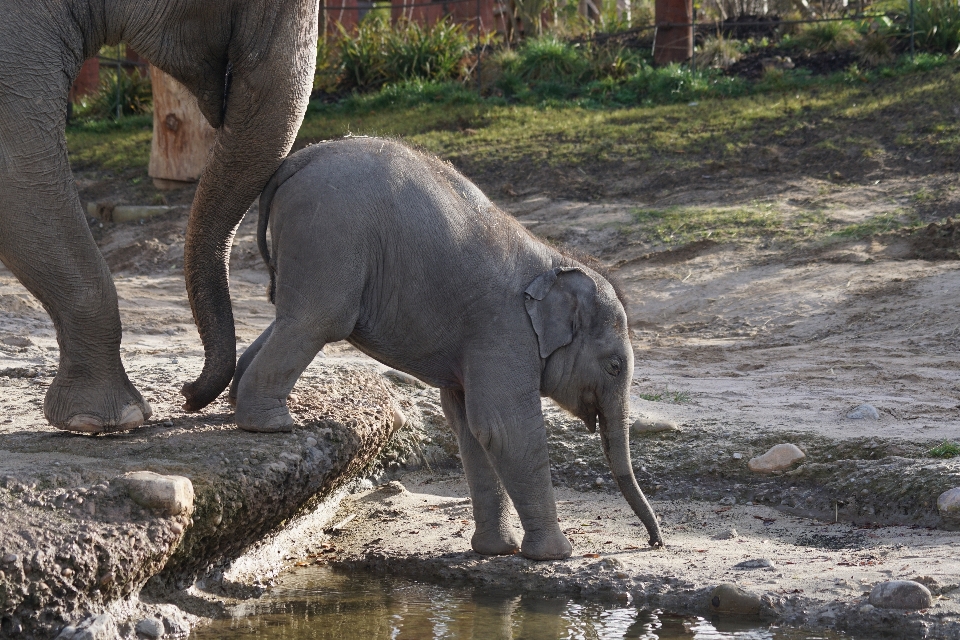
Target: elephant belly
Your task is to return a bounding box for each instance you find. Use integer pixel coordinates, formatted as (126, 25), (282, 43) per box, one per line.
(346, 335), (461, 390)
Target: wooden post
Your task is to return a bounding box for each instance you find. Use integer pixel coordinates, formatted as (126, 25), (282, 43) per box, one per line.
(654, 0), (692, 65)
(148, 67), (216, 190)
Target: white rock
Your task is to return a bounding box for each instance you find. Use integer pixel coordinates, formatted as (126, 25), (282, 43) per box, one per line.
(135, 618), (164, 639)
(847, 404), (880, 420)
(73, 613), (117, 640)
(391, 407), (406, 433)
(119, 471), (194, 517)
(937, 487), (960, 530)
(869, 580), (933, 610)
(748, 444), (805, 473)
(631, 418), (680, 434)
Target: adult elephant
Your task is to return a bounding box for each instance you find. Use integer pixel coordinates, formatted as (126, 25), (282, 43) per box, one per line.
(0, 1), (319, 432)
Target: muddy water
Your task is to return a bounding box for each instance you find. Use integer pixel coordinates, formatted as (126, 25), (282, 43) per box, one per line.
(194, 567), (849, 640)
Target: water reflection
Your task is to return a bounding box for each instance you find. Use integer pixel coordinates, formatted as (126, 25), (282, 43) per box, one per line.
(193, 567), (846, 640)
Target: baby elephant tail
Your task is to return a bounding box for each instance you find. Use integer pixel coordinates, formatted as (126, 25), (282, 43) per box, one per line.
(258, 148), (318, 303)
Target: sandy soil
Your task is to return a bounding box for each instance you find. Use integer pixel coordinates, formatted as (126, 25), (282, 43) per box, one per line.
(2, 165), (960, 636)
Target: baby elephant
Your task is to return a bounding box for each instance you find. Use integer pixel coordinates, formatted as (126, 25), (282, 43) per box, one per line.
(231, 137), (663, 560)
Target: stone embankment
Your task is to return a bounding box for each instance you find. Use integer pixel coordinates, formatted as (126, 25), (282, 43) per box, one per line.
(0, 363), (398, 639)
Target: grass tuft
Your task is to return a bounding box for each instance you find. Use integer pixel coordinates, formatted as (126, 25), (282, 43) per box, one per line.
(928, 441), (960, 458)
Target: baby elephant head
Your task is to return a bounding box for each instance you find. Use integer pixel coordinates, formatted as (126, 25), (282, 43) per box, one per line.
(524, 267), (663, 548)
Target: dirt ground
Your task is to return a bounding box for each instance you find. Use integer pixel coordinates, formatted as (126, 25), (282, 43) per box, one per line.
(2, 151), (960, 636)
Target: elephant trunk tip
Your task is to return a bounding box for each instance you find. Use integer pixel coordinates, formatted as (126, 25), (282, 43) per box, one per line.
(180, 362), (235, 411)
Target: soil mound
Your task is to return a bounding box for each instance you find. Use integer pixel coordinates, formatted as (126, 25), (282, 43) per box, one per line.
(911, 218), (960, 260)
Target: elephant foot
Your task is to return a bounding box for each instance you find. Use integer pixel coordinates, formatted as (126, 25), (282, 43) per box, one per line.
(45, 375), (152, 434)
(520, 529), (573, 561)
(471, 527), (521, 556)
(235, 401), (295, 433)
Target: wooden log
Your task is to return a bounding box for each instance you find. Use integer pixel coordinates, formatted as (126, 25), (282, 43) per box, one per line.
(148, 67), (215, 189)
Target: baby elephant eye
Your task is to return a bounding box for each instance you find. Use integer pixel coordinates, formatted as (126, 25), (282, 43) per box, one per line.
(603, 356), (623, 376)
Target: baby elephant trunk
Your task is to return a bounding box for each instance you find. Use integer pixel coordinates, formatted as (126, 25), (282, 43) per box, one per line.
(599, 409), (664, 548)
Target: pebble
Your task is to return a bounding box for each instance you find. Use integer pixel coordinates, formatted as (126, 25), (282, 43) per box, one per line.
(630, 417), (680, 434)
(847, 404), (880, 420)
(733, 558), (775, 570)
(748, 444), (805, 473)
(135, 618), (164, 639)
(708, 583), (762, 616)
(594, 477), (605, 486)
(119, 471), (194, 517)
(2, 553), (17, 563)
(713, 528), (737, 540)
(868, 580), (933, 610)
(937, 487), (960, 531)
(719, 496), (736, 506)
(305, 437), (318, 447)
(72, 613), (116, 640)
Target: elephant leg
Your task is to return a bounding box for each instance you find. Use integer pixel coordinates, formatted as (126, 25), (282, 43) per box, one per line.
(462, 364), (572, 561)
(0, 52), (150, 433)
(228, 321), (275, 406)
(440, 389), (520, 556)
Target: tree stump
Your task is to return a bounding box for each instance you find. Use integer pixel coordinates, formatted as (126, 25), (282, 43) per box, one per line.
(148, 67), (216, 189)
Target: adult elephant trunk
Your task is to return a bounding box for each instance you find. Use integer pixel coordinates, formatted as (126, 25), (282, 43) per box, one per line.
(599, 403), (664, 548)
(179, 15), (317, 410)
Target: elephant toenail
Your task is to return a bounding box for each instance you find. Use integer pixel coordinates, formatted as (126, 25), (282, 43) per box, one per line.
(66, 414), (104, 433)
(118, 406), (145, 430)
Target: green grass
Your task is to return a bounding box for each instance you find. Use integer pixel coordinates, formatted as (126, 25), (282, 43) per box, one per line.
(928, 441), (960, 458)
(66, 115), (153, 171)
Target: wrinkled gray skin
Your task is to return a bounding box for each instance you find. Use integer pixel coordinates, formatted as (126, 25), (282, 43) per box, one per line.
(230, 138), (664, 560)
(0, 1), (318, 432)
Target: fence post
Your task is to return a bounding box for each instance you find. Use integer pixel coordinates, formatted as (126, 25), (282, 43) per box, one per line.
(909, 0), (915, 59)
(654, 0), (693, 65)
(476, 0), (482, 94)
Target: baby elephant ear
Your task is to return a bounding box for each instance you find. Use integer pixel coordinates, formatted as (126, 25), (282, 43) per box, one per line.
(524, 267), (597, 358)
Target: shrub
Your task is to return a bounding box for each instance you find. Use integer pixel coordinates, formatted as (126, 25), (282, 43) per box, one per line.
(510, 36), (589, 83)
(583, 40), (645, 79)
(793, 20), (862, 52)
(337, 15), (470, 91)
(78, 68), (152, 120)
(858, 30), (896, 66)
(695, 35), (744, 69)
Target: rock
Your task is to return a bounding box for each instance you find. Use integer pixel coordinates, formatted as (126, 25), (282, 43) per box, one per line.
(1, 335), (33, 347)
(382, 369), (427, 388)
(2, 552), (18, 563)
(937, 487), (960, 531)
(733, 558), (775, 570)
(135, 617), (164, 639)
(73, 613), (117, 640)
(379, 481), (409, 496)
(391, 407), (406, 433)
(869, 580), (933, 610)
(119, 471), (194, 517)
(631, 417), (680, 434)
(748, 444), (805, 473)
(594, 477), (605, 486)
(847, 404), (880, 420)
(54, 626), (77, 640)
(713, 528), (737, 540)
(709, 583), (762, 616)
(719, 495), (736, 506)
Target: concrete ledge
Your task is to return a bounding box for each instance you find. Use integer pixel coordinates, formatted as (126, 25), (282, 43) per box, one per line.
(0, 362), (394, 639)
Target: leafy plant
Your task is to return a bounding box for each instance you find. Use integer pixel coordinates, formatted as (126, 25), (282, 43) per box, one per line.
(897, 0), (960, 54)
